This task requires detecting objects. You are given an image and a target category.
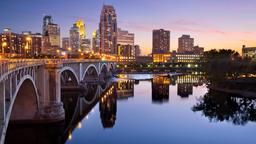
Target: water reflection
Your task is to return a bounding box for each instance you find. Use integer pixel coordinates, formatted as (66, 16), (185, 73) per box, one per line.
(192, 89), (256, 125)
(152, 77), (170, 103)
(6, 74), (256, 144)
(99, 85), (117, 128)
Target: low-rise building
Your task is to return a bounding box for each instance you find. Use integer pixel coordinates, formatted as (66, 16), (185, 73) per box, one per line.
(242, 45), (256, 61)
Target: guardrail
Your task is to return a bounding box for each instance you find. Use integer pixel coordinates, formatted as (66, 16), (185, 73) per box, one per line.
(0, 59), (114, 78)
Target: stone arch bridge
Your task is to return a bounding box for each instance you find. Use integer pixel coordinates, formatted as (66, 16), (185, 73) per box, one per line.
(0, 59), (116, 143)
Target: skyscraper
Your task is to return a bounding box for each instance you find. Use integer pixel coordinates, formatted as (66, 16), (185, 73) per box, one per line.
(69, 24), (80, 53)
(42, 15), (60, 55)
(178, 35), (194, 53)
(99, 5), (117, 54)
(152, 29), (170, 54)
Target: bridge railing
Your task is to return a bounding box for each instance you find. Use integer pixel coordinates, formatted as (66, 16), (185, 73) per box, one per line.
(0, 59), (45, 78)
(0, 58), (114, 78)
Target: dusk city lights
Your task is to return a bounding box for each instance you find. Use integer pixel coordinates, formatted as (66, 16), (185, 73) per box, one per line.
(0, 0), (256, 144)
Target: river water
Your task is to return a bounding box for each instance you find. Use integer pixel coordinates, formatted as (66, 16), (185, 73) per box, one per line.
(5, 74), (256, 144)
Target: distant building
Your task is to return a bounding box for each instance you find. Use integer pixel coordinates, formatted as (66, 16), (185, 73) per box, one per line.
(69, 24), (80, 53)
(117, 28), (135, 62)
(75, 20), (86, 39)
(152, 29), (170, 54)
(178, 35), (194, 53)
(134, 45), (141, 57)
(62, 37), (70, 50)
(136, 56), (153, 63)
(92, 30), (100, 53)
(193, 45), (204, 54)
(0, 28), (42, 57)
(242, 45), (256, 61)
(42, 15), (60, 55)
(117, 28), (134, 45)
(81, 38), (91, 52)
(152, 29), (170, 63)
(99, 5), (117, 54)
(22, 31), (42, 56)
(172, 53), (203, 64)
(153, 53), (172, 63)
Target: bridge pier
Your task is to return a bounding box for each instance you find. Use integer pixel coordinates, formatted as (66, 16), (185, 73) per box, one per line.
(37, 63), (65, 122)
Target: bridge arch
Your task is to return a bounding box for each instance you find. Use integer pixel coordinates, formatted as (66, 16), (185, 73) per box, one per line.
(3, 75), (39, 142)
(61, 67), (80, 86)
(82, 64), (99, 82)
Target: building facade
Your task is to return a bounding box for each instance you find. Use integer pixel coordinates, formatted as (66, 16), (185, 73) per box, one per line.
(62, 37), (70, 50)
(117, 28), (135, 62)
(92, 30), (100, 53)
(242, 45), (256, 61)
(99, 5), (117, 54)
(152, 29), (170, 54)
(178, 35), (194, 53)
(42, 15), (60, 55)
(134, 45), (141, 57)
(69, 24), (80, 53)
(0, 28), (42, 57)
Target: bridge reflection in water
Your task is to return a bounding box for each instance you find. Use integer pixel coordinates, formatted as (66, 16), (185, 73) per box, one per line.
(4, 74), (212, 144)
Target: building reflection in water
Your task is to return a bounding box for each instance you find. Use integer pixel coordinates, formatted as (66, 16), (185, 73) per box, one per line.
(152, 76), (170, 104)
(176, 75), (204, 98)
(99, 85), (117, 128)
(117, 80), (135, 100)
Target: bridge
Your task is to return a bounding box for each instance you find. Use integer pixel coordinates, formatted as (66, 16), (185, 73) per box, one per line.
(0, 59), (116, 143)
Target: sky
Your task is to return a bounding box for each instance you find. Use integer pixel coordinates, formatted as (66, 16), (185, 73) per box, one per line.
(0, 0), (256, 55)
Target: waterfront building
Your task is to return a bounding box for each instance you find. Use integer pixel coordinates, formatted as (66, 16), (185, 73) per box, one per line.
(242, 45), (256, 61)
(42, 15), (60, 55)
(152, 29), (170, 63)
(117, 28), (135, 62)
(172, 53), (203, 64)
(178, 35), (194, 53)
(99, 5), (117, 54)
(62, 37), (70, 50)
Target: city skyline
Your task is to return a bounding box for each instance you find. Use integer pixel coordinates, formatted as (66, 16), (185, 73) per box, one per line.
(1, 0), (256, 55)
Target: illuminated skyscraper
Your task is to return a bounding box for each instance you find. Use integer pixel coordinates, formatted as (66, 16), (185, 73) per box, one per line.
(178, 35), (194, 53)
(99, 5), (117, 54)
(42, 15), (60, 55)
(152, 29), (170, 54)
(75, 20), (86, 39)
